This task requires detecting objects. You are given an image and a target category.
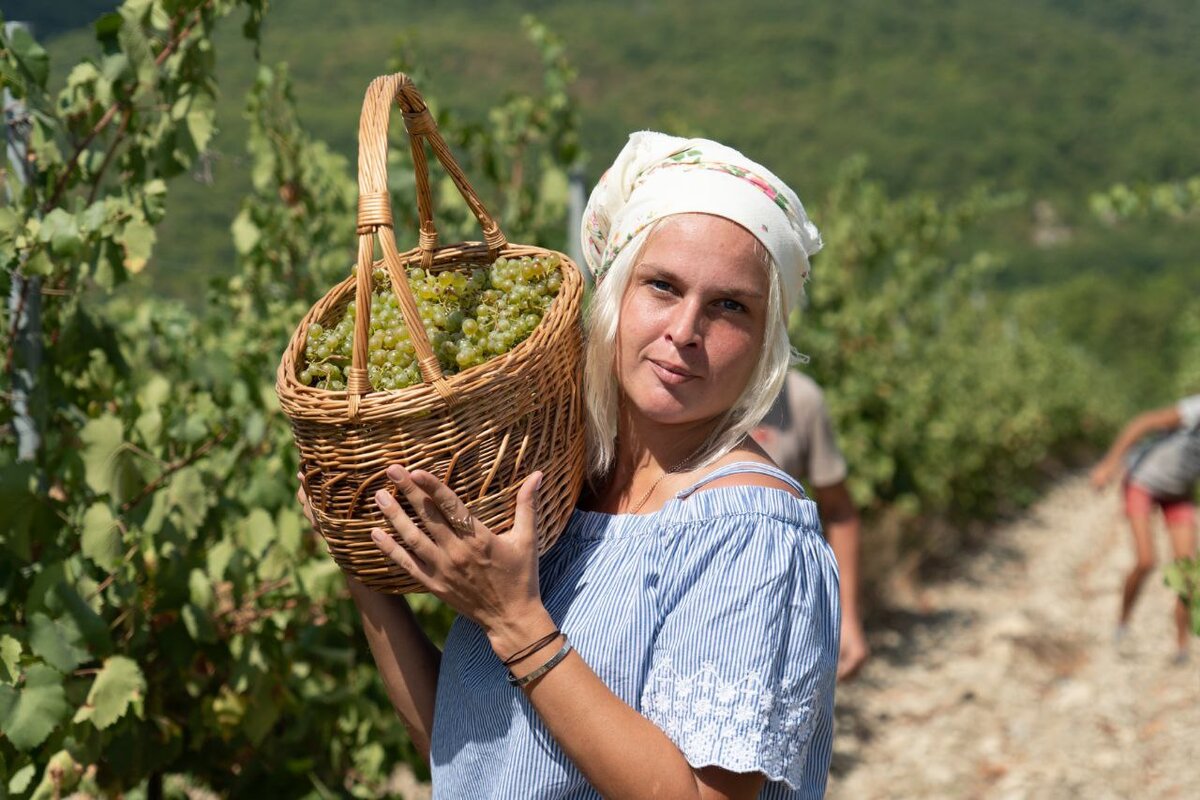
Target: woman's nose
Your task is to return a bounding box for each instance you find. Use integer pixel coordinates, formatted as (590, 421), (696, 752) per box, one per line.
(664, 300), (703, 346)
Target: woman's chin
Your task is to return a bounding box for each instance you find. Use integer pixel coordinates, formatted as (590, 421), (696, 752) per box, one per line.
(626, 394), (721, 430)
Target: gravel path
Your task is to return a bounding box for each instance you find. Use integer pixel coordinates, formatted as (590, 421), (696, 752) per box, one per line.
(826, 475), (1199, 799)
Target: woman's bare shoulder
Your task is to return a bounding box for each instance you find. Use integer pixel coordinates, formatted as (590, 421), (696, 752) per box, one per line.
(697, 448), (803, 498)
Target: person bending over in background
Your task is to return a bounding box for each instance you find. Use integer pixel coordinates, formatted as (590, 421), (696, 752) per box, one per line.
(753, 371), (869, 681)
(1090, 393), (1200, 663)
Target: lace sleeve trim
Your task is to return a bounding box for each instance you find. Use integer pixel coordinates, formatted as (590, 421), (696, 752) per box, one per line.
(640, 656), (818, 788)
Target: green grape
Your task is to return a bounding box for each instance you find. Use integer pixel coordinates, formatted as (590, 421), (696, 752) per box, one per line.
(300, 254), (563, 390)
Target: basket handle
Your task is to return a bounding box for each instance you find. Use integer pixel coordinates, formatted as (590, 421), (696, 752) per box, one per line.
(347, 73), (508, 416)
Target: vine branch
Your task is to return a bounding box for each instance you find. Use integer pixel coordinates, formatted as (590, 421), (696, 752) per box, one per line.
(119, 429), (229, 515)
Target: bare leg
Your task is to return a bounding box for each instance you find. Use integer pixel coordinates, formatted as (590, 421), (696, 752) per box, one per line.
(1165, 518), (1198, 654)
(1119, 512), (1157, 627)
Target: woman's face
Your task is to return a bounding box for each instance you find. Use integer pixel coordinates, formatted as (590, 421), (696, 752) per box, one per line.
(616, 213), (771, 431)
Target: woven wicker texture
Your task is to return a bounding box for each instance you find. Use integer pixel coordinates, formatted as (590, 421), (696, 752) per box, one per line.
(276, 74), (585, 593)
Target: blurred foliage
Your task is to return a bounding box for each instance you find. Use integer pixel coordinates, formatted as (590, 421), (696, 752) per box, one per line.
(1, 5), (577, 795)
(796, 161), (1119, 548)
(34, 0), (1197, 417)
(1165, 556), (1200, 638)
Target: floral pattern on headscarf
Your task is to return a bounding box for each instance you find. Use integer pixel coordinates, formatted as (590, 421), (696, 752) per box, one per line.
(580, 132), (821, 314)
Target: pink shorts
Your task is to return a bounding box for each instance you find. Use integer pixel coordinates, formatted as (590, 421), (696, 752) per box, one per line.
(1124, 481), (1196, 528)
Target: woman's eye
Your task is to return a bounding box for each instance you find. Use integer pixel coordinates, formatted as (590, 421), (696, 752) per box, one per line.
(648, 279), (673, 293)
(718, 299), (746, 313)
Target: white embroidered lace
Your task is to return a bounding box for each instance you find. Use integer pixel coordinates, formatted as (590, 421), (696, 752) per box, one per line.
(640, 656), (817, 784)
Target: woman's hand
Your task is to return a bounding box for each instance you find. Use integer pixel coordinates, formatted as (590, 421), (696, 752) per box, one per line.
(295, 471), (317, 528)
(370, 465), (548, 647)
(1089, 457), (1120, 491)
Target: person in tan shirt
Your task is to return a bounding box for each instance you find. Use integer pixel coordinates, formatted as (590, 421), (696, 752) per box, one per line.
(753, 370), (869, 681)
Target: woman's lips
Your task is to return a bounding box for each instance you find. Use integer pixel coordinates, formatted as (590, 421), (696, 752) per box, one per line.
(649, 359), (697, 384)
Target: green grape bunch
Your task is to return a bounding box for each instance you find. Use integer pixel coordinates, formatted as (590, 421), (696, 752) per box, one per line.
(299, 254), (565, 391)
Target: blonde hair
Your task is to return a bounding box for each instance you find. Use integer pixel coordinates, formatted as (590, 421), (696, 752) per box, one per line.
(583, 216), (800, 479)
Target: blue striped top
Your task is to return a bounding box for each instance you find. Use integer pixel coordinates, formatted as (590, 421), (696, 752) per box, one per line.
(430, 462), (841, 798)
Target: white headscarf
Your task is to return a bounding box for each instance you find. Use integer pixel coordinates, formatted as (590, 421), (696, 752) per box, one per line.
(581, 131), (822, 313)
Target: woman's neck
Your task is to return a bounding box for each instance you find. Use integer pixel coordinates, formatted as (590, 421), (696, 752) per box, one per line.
(582, 406), (757, 514)
(581, 408), (719, 513)
(615, 409), (718, 478)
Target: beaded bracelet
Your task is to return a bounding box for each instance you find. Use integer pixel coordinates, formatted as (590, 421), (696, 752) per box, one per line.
(507, 635), (572, 688)
(501, 629), (562, 667)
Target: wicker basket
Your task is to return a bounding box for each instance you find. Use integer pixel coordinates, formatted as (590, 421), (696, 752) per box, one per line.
(276, 73), (585, 594)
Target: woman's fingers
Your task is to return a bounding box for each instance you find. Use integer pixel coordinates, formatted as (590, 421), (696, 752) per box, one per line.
(408, 469), (478, 537)
(370, 527), (435, 587)
(387, 465), (460, 542)
(374, 486), (440, 563)
(296, 471), (316, 527)
(512, 471), (543, 548)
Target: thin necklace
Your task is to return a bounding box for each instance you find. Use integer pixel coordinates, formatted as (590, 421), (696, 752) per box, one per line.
(627, 455), (695, 514)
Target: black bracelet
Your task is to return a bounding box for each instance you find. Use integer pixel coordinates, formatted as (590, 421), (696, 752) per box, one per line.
(501, 629), (561, 667)
(507, 635), (572, 688)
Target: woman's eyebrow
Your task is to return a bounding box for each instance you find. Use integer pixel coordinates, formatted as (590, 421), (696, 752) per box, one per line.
(643, 263), (763, 302)
(637, 262), (765, 299)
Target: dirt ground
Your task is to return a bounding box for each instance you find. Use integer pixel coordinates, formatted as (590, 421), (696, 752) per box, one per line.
(826, 475), (1199, 799)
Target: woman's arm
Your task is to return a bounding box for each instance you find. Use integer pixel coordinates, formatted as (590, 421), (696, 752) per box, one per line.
(344, 578), (441, 761)
(298, 478), (441, 761)
(370, 466), (766, 800)
(1090, 406), (1184, 489)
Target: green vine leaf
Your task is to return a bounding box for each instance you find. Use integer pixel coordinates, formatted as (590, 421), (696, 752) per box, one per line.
(0, 664), (70, 751)
(28, 613), (89, 674)
(81, 502), (123, 572)
(6, 24), (49, 90)
(38, 208), (82, 256)
(238, 508), (275, 559)
(8, 761), (37, 794)
(73, 655), (146, 730)
(119, 215), (156, 273)
(167, 465), (209, 535)
(80, 415), (125, 495)
(231, 209), (260, 254)
(0, 635), (23, 685)
(180, 91), (216, 152)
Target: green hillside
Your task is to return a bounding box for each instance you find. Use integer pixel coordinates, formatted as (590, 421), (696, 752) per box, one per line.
(30, 0), (1200, 405)
(39, 0), (1199, 263)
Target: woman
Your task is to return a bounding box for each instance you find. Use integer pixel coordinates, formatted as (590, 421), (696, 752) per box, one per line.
(301, 132), (840, 798)
(1090, 393), (1200, 662)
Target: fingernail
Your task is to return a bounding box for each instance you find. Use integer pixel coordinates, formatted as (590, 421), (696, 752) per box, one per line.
(375, 489), (393, 508)
(386, 465), (405, 482)
(533, 471), (543, 490)
(371, 528), (388, 545)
